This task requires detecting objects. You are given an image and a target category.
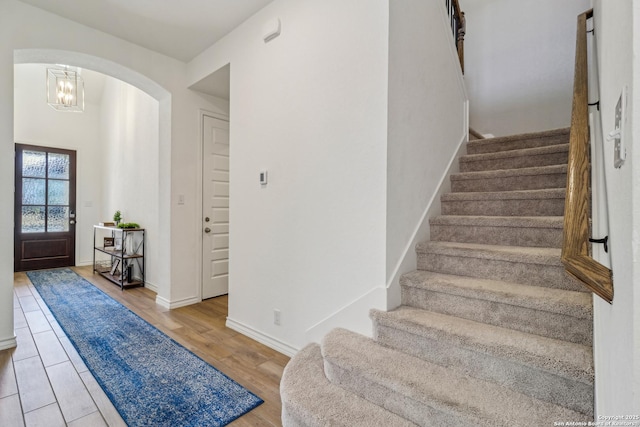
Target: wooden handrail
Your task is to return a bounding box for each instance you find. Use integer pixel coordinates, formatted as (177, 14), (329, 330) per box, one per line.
(446, 0), (466, 73)
(561, 9), (614, 303)
(469, 128), (485, 140)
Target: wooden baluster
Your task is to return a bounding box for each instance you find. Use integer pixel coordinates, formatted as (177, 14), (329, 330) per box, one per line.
(457, 11), (465, 73)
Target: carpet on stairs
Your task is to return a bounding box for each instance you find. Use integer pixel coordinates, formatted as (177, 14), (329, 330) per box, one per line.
(280, 128), (594, 426)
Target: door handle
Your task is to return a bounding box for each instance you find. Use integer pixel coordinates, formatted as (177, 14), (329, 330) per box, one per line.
(204, 227), (211, 233)
(69, 220), (76, 225)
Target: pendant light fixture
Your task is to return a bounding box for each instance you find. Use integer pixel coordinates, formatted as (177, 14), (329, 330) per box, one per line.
(47, 67), (84, 112)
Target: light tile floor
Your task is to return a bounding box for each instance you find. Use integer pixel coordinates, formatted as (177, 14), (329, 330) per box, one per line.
(0, 273), (126, 427)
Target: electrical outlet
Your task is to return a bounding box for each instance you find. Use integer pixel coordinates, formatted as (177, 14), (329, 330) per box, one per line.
(273, 309), (281, 326)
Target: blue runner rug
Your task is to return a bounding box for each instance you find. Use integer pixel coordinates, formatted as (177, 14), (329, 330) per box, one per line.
(27, 268), (263, 427)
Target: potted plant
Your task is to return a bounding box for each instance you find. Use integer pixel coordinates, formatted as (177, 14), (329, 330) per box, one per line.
(118, 222), (140, 229)
(113, 210), (122, 226)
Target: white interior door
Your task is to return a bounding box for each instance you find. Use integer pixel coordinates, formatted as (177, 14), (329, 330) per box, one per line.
(202, 115), (230, 299)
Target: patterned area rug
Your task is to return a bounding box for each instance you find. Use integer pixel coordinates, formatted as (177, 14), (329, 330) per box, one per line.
(27, 268), (263, 427)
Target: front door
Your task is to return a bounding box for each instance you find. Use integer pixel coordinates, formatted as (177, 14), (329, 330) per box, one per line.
(202, 116), (230, 299)
(14, 144), (77, 271)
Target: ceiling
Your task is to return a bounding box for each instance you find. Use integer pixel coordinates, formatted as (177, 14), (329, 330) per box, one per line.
(18, 0), (274, 63)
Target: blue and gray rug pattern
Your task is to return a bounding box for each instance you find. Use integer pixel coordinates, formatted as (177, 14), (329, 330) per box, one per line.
(27, 268), (263, 427)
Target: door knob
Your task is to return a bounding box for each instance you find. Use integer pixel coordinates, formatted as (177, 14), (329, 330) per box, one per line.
(204, 227), (211, 233)
(69, 220), (76, 225)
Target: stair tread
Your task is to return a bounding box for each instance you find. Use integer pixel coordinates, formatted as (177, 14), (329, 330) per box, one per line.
(467, 128), (570, 151)
(281, 343), (416, 427)
(370, 308), (593, 384)
(442, 188), (565, 201)
(451, 164), (567, 181)
(461, 143), (568, 163)
(416, 241), (562, 265)
(322, 329), (589, 425)
(282, 125), (594, 424)
(430, 215), (563, 229)
(400, 270), (591, 319)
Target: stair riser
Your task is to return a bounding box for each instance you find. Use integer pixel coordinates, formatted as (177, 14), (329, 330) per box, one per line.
(401, 286), (592, 345)
(441, 198), (565, 216)
(467, 134), (569, 155)
(323, 359), (480, 427)
(451, 172), (566, 193)
(430, 223), (562, 248)
(416, 253), (585, 292)
(460, 151), (568, 173)
(372, 324), (593, 416)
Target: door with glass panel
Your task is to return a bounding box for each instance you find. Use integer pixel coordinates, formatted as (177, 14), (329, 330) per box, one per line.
(14, 144), (77, 271)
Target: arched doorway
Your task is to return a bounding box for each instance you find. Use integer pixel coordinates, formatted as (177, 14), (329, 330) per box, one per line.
(13, 49), (172, 298)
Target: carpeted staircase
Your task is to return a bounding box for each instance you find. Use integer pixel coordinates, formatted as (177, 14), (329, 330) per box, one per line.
(280, 128), (594, 426)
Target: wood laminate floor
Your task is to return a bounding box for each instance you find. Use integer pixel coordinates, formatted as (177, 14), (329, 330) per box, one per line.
(0, 266), (288, 426)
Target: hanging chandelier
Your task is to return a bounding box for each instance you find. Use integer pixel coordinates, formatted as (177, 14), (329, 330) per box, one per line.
(47, 67), (84, 112)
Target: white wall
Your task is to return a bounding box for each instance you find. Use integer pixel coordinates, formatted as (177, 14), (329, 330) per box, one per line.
(99, 77), (160, 290)
(14, 63), (104, 267)
(188, 0), (390, 351)
(462, 0), (590, 136)
(167, 88), (228, 307)
(0, 34), (14, 350)
(0, 0), (227, 348)
(634, 2), (640, 411)
(3, 0), (470, 358)
(592, 0), (640, 415)
(386, 0), (468, 308)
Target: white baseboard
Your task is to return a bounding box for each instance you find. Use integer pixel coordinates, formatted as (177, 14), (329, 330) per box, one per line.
(144, 281), (158, 293)
(226, 318), (298, 357)
(0, 335), (17, 351)
(155, 295), (200, 310)
(304, 287), (386, 345)
(385, 128), (468, 310)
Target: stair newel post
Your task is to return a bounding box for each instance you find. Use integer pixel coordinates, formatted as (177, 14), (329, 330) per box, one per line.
(447, 0), (466, 74)
(457, 10), (465, 73)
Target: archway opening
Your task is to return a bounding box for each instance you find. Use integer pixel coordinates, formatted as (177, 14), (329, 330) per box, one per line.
(14, 49), (172, 296)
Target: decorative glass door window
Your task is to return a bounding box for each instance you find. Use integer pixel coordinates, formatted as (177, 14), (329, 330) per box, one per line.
(21, 150), (71, 233)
